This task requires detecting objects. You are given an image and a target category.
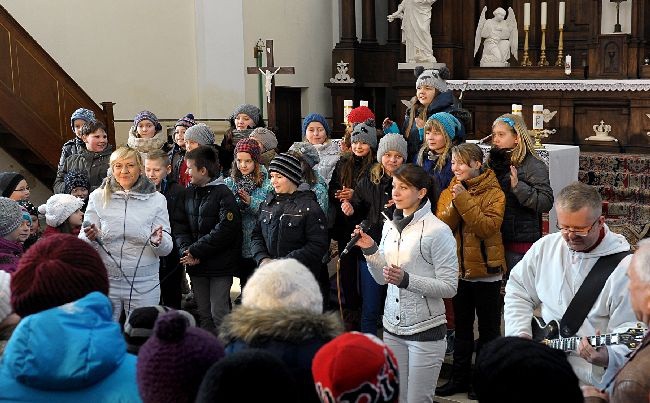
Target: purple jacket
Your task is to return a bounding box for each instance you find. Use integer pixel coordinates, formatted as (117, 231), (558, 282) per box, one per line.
(0, 237), (23, 273)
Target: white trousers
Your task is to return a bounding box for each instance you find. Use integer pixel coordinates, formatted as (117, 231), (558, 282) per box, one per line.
(383, 332), (446, 403)
(108, 273), (160, 322)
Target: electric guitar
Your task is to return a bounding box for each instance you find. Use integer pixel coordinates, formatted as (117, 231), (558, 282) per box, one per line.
(531, 316), (645, 352)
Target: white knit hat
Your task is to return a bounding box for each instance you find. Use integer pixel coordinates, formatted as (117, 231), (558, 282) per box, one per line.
(38, 194), (84, 228)
(242, 258), (322, 314)
(0, 270), (11, 323)
(376, 133), (408, 163)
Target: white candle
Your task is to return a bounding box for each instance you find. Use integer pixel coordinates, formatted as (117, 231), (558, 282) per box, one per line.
(344, 100), (353, 123)
(565, 55), (572, 75)
(541, 2), (547, 28)
(558, 2), (565, 26)
(360, 100), (369, 107)
(533, 105), (544, 130)
(524, 3), (530, 27)
(512, 104), (523, 116)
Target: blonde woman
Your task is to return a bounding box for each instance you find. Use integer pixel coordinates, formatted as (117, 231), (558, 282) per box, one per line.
(80, 146), (172, 321)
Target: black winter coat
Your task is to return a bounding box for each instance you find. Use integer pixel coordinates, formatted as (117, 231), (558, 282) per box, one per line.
(173, 178), (242, 277)
(167, 144), (185, 185)
(349, 172), (395, 244)
(328, 154), (372, 242)
(251, 190), (328, 277)
(489, 150), (554, 243)
(160, 178), (185, 275)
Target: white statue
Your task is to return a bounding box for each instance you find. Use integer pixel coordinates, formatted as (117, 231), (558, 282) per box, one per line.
(474, 7), (518, 67)
(259, 67), (280, 103)
(388, 0), (437, 63)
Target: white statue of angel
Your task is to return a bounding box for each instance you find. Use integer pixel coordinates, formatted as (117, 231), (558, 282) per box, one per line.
(259, 67), (281, 103)
(474, 7), (518, 67)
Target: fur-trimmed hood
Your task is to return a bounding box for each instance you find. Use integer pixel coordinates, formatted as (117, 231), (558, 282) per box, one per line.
(219, 306), (343, 346)
(100, 173), (157, 200)
(127, 126), (167, 154)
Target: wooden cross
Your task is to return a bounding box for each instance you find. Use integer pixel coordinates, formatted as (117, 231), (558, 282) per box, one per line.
(247, 39), (295, 129)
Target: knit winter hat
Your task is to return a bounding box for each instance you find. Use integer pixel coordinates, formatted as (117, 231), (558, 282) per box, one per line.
(175, 113), (196, 129)
(242, 258), (323, 314)
(268, 153), (304, 187)
(376, 133), (408, 163)
(493, 113), (536, 153)
(289, 141), (320, 169)
(348, 106), (375, 126)
(415, 67), (448, 92)
(234, 138), (262, 164)
(37, 194), (84, 228)
(351, 119), (378, 150)
(231, 104), (261, 127)
(249, 127), (278, 152)
(302, 113), (331, 138)
(474, 337), (582, 403)
(70, 108), (96, 132)
(427, 112), (463, 140)
(196, 349), (299, 403)
(63, 170), (90, 194)
(0, 172), (25, 198)
(312, 332), (400, 403)
(184, 123), (215, 146)
(133, 110), (163, 132)
(124, 305), (196, 354)
(0, 270), (11, 323)
(11, 234), (109, 317)
(137, 311), (225, 403)
(0, 197), (24, 238)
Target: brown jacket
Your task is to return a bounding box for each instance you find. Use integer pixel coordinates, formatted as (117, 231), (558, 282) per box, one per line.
(436, 168), (506, 280)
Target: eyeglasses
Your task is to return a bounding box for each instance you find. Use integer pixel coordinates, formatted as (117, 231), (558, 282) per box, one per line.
(13, 186), (30, 192)
(556, 217), (600, 237)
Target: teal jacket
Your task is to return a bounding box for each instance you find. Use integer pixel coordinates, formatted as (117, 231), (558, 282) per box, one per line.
(0, 292), (141, 402)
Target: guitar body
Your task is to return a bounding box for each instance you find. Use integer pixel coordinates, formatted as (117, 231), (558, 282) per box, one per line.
(531, 316), (560, 342)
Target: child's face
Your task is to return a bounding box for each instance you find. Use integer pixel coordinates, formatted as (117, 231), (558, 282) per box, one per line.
(29, 215), (39, 236)
(236, 152), (256, 176)
(10, 179), (30, 201)
(137, 119), (157, 139)
(305, 122), (327, 145)
(71, 187), (89, 200)
(144, 158), (171, 186)
(452, 156), (481, 181)
(392, 177), (423, 213)
(425, 128), (447, 153)
(491, 122), (519, 149)
(5, 220), (30, 242)
(84, 129), (108, 152)
(270, 172), (297, 194)
(186, 159), (210, 186)
(235, 114), (254, 130)
(67, 209), (84, 227)
(186, 140), (200, 152)
(351, 141), (371, 157)
(73, 119), (87, 138)
(416, 85), (436, 106)
(381, 151), (404, 176)
(174, 127), (187, 149)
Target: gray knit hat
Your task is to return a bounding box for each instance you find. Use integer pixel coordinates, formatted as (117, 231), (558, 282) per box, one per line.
(269, 153), (303, 186)
(184, 123), (215, 146)
(38, 194), (85, 228)
(351, 119), (378, 150)
(288, 142), (320, 169)
(376, 134), (408, 163)
(70, 108), (96, 132)
(250, 128), (278, 152)
(416, 69), (448, 92)
(231, 104), (261, 127)
(0, 197), (24, 238)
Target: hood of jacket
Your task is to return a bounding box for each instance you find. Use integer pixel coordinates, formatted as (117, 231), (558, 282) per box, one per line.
(1, 292), (127, 391)
(427, 90), (456, 114)
(127, 125), (167, 154)
(101, 173), (157, 200)
(219, 306), (343, 346)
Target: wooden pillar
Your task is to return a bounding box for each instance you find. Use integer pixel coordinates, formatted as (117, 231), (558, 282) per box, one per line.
(100, 101), (116, 146)
(387, 0), (400, 44)
(361, 0), (377, 44)
(340, 0), (357, 45)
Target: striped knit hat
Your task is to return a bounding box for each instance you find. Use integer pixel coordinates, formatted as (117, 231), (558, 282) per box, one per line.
(133, 110), (163, 132)
(175, 113), (196, 129)
(234, 138), (261, 164)
(70, 108), (96, 132)
(269, 153), (303, 186)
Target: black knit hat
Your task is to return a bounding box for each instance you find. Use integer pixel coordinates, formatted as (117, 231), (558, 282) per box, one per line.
(63, 170), (90, 194)
(124, 305), (196, 354)
(269, 153), (303, 186)
(0, 172), (25, 198)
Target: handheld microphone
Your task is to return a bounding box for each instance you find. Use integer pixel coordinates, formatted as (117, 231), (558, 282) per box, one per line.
(341, 220), (370, 256)
(82, 220), (104, 247)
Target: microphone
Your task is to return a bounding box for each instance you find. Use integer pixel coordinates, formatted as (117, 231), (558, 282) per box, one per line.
(341, 220), (371, 256)
(82, 220), (104, 247)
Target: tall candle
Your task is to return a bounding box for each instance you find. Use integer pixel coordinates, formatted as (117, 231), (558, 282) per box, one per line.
(558, 2), (565, 26)
(540, 2), (547, 28)
(533, 105), (544, 130)
(524, 3), (530, 27)
(360, 100), (369, 107)
(344, 100), (353, 124)
(512, 104), (523, 116)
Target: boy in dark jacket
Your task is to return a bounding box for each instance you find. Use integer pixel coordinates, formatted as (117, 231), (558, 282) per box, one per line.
(173, 146), (242, 333)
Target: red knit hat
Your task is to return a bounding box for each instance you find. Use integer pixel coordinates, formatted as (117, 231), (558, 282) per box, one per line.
(312, 332), (399, 403)
(11, 234), (109, 317)
(234, 138), (261, 163)
(347, 106), (375, 126)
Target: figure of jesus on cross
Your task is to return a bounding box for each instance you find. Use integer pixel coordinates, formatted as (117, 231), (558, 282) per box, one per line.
(247, 40), (295, 129)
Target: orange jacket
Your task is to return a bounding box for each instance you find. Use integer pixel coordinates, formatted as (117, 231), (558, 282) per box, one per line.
(436, 168), (506, 280)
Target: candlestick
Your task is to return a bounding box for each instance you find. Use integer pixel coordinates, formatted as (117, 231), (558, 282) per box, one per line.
(555, 25), (565, 67)
(558, 2), (565, 26)
(538, 26), (549, 66)
(524, 3), (530, 27)
(541, 2), (547, 28)
(522, 26), (532, 66)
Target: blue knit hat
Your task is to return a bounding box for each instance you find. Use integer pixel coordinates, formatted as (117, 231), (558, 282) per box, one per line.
(427, 112), (462, 140)
(133, 110), (163, 132)
(70, 108), (96, 132)
(231, 104), (261, 127)
(302, 113), (331, 138)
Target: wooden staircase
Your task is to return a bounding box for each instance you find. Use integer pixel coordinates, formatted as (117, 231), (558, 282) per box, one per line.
(0, 5), (115, 188)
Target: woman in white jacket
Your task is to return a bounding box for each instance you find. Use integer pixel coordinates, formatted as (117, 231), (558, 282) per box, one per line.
(81, 146), (172, 321)
(354, 163), (458, 403)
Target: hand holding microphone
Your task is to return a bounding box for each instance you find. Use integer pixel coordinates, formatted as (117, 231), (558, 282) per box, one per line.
(82, 221), (102, 245)
(341, 220), (373, 256)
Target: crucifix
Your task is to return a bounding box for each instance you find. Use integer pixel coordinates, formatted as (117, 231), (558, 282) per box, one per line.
(247, 39), (295, 129)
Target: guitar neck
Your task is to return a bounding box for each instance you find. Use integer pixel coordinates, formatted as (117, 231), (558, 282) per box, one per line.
(544, 332), (621, 352)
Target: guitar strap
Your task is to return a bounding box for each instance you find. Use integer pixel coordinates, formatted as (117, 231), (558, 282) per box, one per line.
(559, 251), (630, 338)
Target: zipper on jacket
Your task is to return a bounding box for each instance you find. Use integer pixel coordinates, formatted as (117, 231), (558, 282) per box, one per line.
(423, 295), (432, 316)
(459, 221), (466, 278)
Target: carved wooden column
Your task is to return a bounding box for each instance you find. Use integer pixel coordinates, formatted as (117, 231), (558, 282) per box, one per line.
(340, 0), (357, 45)
(387, 0), (400, 44)
(361, 0), (377, 44)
